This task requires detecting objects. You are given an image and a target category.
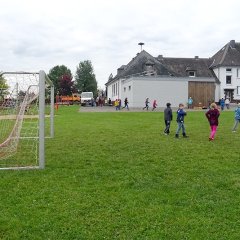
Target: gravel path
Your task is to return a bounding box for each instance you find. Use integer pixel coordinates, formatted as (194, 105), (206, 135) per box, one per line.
(79, 106), (204, 112)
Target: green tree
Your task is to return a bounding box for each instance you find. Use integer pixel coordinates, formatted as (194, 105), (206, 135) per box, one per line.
(0, 72), (9, 101)
(48, 65), (73, 96)
(75, 60), (98, 97)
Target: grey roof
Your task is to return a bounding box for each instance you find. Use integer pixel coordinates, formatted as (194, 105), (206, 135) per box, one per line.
(210, 40), (240, 68)
(157, 57), (215, 78)
(107, 50), (174, 84)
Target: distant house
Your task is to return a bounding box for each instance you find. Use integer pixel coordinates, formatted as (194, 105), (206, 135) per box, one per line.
(105, 40), (240, 108)
(210, 40), (240, 102)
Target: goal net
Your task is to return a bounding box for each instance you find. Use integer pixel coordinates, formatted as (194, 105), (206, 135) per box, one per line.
(0, 71), (54, 170)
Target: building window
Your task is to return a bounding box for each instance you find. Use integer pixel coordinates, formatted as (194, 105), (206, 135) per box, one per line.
(226, 75), (232, 84)
(188, 71), (195, 77)
(237, 86), (240, 95)
(128, 86), (131, 91)
(124, 87), (126, 92)
(237, 68), (239, 78)
(226, 68), (232, 72)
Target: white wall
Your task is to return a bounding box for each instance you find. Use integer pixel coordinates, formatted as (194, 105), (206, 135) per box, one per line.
(213, 66), (240, 100)
(107, 76), (217, 107)
(107, 79), (120, 101)
(128, 77), (188, 107)
(215, 83), (220, 102)
(121, 79), (133, 106)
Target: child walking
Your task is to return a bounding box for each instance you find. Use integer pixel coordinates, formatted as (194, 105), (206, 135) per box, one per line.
(152, 100), (157, 111)
(205, 103), (220, 141)
(143, 98), (150, 111)
(122, 97), (129, 110)
(175, 103), (188, 138)
(232, 103), (240, 132)
(164, 102), (172, 135)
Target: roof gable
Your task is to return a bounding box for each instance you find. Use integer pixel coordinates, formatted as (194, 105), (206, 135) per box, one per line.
(210, 40), (240, 68)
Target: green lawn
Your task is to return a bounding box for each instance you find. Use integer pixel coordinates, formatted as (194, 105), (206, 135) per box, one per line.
(1, 105), (240, 239)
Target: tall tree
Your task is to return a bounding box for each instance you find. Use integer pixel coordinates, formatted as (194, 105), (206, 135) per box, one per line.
(0, 72), (9, 101)
(48, 65), (73, 96)
(75, 60), (98, 97)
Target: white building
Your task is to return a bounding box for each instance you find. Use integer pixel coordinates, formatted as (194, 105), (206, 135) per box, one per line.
(210, 40), (240, 101)
(106, 40), (240, 107)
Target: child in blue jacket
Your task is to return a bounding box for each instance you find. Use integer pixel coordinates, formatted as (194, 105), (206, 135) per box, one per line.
(232, 103), (240, 132)
(175, 103), (188, 138)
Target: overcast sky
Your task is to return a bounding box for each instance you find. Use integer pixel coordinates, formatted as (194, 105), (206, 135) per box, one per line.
(1, 0), (240, 88)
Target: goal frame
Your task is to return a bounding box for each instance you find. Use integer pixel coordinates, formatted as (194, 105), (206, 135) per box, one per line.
(0, 70), (54, 170)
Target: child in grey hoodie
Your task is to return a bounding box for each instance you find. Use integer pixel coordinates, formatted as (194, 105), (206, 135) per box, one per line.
(164, 103), (173, 135)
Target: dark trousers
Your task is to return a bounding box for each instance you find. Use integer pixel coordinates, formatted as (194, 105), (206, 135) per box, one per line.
(164, 120), (171, 134)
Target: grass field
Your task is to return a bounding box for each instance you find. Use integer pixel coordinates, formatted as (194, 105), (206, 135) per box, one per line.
(1, 105), (240, 239)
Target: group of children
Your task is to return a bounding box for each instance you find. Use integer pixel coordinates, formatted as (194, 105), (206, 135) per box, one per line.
(163, 102), (240, 140)
(142, 98), (158, 111)
(114, 98), (129, 110)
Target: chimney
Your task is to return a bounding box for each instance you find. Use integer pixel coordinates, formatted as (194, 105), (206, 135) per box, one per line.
(158, 55), (163, 60)
(195, 56), (199, 59)
(230, 40), (236, 48)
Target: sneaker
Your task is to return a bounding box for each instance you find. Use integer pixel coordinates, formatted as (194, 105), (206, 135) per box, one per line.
(232, 130), (236, 133)
(209, 137), (214, 141)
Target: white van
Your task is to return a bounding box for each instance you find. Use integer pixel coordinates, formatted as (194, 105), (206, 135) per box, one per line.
(80, 92), (93, 106)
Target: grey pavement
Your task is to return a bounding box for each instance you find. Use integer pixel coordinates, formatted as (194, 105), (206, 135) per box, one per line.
(79, 104), (238, 112)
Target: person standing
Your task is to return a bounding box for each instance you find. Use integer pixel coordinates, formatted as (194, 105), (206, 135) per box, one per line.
(152, 100), (157, 111)
(95, 96), (99, 107)
(118, 99), (122, 110)
(225, 97), (230, 109)
(143, 98), (150, 110)
(188, 97), (193, 109)
(114, 99), (119, 111)
(220, 98), (225, 110)
(205, 103), (220, 141)
(175, 103), (188, 138)
(164, 103), (173, 135)
(232, 103), (240, 132)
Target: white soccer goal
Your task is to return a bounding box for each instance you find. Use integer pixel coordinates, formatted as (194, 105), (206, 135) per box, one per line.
(0, 71), (54, 170)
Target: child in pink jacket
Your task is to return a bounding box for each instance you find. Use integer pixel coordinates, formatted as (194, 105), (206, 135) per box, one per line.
(205, 103), (220, 141)
(152, 100), (157, 111)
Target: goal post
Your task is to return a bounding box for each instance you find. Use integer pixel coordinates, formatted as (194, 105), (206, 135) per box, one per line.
(0, 70), (54, 170)
(39, 70), (54, 169)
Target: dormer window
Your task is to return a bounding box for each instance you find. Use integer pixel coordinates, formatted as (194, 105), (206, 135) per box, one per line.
(226, 68), (232, 73)
(186, 67), (196, 77)
(144, 60), (155, 72)
(188, 71), (196, 77)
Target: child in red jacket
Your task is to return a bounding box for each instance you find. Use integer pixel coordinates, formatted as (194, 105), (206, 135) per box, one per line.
(205, 103), (220, 141)
(152, 100), (157, 111)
